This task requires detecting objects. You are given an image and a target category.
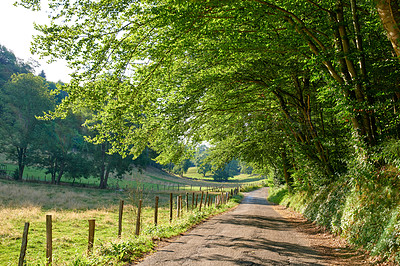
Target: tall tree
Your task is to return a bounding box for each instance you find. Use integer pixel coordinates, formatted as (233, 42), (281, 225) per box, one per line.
(0, 73), (54, 180)
(376, 0), (400, 57)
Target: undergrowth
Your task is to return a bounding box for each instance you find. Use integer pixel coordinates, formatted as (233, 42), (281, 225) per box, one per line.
(268, 180), (400, 263)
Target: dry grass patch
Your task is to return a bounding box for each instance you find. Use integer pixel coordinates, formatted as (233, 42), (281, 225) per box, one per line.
(0, 206), (42, 239)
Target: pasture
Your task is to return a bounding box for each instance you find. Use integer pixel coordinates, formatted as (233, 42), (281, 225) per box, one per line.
(0, 171), (249, 265)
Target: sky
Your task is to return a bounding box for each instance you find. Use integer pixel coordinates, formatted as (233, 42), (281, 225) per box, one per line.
(0, 0), (71, 83)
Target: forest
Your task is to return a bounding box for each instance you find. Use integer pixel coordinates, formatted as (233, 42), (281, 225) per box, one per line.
(4, 0), (400, 263)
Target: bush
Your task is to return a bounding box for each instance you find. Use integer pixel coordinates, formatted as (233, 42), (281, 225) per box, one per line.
(267, 186), (289, 204)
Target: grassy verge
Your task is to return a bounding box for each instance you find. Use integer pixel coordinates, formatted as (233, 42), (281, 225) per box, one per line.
(268, 181), (400, 263)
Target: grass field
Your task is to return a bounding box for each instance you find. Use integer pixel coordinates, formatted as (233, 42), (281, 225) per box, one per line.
(0, 162), (266, 191)
(184, 167), (265, 183)
(0, 175), (247, 265)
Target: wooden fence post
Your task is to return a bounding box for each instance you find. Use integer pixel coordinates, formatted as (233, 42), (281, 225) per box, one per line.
(118, 200), (124, 237)
(186, 192), (189, 211)
(199, 191), (204, 212)
(135, 199), (142, 235)
(169, 193), (173, 222)
(176, 196), (180, 218)
(155, 196), (159, 225)
(18, 222), (30, 266)
(180, 195), (183, 215)
(88, 219), (95, 254)
(191, 192), (195, 209)
(205, 192), (208, 208)
(46, 215), (52, 265)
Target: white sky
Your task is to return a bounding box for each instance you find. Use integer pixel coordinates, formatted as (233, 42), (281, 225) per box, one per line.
(0, 0), (71, 83)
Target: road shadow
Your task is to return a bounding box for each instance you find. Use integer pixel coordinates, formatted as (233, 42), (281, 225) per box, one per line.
(215, 214), (296, 231)
(158, 234), (326, 265)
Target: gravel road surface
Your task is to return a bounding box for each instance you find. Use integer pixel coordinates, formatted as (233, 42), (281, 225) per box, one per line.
(137, 187), (329, 265)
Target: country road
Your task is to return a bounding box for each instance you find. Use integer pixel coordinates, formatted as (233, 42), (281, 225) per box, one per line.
(137, 187), (330, 265)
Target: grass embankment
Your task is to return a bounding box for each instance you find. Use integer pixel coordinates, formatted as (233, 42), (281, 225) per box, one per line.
(268, 180), (400, 263)
(0, 179), (242, 265)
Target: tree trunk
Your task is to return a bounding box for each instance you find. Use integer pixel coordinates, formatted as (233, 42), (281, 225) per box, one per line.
(51, 172), (56, 184)
(50, 156), (56, 184)
(16, 147), (27, 181)
(56, 163), (64, 185)
(334, 0), (377, 145)
(99, 143), (107, 189)
(376, 0), (400, 57)
(100, 167), (111, 189)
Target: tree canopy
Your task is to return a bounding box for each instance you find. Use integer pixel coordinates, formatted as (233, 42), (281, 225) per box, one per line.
(18, 0), (400, 189)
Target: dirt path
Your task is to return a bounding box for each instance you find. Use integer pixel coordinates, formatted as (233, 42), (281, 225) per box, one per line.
(137, 187), (337, 265)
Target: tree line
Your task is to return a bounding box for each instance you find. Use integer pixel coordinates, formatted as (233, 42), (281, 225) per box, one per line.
(0, 45), (161, 188)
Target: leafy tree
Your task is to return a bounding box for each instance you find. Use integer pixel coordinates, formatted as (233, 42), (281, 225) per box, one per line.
(194, 145), (212, 177)
(197, 162), (212, 178)
(0, 73), (54, 180)
(212, 166), (230, 182)
(212, 159), (240, 182)
(0, 45), (33, 86)
(172, 159), (192, 177)
(63, 152), (93, 185)
(225, 160), (241, 177)
(89, 141), (133, 189)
